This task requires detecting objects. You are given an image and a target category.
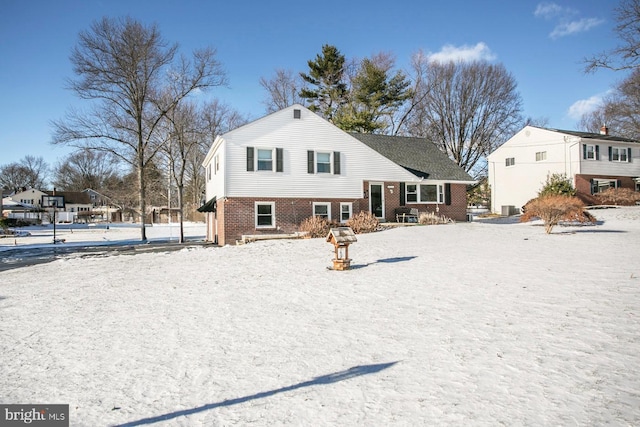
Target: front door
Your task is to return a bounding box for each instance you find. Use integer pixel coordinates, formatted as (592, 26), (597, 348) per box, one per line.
(370, 183), (384, 219)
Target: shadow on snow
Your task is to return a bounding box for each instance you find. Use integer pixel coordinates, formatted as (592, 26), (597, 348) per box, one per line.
(115, 361), (398, 426)
(350, 256), (417, 269)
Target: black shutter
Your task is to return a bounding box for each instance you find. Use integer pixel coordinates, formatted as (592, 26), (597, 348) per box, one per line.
(276, 148), (283, 172)
(628, 147), (633, 162)
(617, 180), (622, 188)
(307, 151), (314, 174)
(246, 147), (254, 171)
(583, 144), (587, 159)
(445, 183), (451, 205)
(609, 146), (613, 161)
(590, 179), (596, 194)
(399, 182), (406, 206)
(595, 145), (600, 160)
(333, 151), (341, 175)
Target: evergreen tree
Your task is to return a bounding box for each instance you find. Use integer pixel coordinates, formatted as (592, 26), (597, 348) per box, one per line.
(299, 45), (348, 122)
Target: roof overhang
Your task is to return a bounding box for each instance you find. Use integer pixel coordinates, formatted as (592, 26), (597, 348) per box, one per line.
(197, 197), (217, 213)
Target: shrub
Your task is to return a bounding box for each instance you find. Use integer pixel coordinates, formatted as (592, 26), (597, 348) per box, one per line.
(418, 211), (453, 225)
(538, 173), (576, 197)
(521, 195), (595, 234)
(595, 187), (640, 206)
(299, 216), (336, 238)
(346, 211), (379, 234)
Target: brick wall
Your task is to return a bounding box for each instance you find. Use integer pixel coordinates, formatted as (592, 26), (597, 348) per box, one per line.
(575, 174), (639, 204)
(211, 182), (469, 245)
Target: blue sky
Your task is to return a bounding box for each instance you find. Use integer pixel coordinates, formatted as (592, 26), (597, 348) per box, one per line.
(0, 0), (624, 167)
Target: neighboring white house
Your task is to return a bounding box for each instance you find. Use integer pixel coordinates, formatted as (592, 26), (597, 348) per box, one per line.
(488, 125), (640, 214)
(200, 104), (474, 245)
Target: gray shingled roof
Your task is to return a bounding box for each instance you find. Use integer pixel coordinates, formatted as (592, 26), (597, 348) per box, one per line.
(350, 133), (474, 182)
(534, 126), (639, 144)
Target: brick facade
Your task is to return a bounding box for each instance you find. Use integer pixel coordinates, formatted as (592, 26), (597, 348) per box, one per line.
(213, 181), (469, 245)
(575, 174), (639, 204)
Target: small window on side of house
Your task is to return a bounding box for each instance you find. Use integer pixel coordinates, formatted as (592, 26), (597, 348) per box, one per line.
(313, 202), (331, 220)
(340, 203), (352, 223)
(505, 157), (515, 167)
(535, 151), (547, 161)
(255, 202), (275, 228)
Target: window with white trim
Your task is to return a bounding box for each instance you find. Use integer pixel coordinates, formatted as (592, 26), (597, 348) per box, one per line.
(313, 202), (331, 220)
(316, 152), (331, 173)
(611, 147), (628, 162)
(340, 202), (352, 223)
(535, 151), (547, 161)
(257, 149), (273, 171)
(585, 144), (596, 160)
(505, 157), (515, 167)
(255, 202), (275, 228)
(214, 155), (220, 174)
(405, 184), (444, 203)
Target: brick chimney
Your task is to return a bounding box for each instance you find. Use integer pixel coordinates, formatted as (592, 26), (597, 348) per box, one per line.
(600, 125), (609, 135)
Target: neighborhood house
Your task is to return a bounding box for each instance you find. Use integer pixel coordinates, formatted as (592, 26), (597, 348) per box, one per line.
(488, 125), (640, 215)
(200, 104), (475, 245)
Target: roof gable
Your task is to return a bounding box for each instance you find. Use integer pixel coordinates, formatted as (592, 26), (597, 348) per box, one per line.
(350, 133), (474, 182)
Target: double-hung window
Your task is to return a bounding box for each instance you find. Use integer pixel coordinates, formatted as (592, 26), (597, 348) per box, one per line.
(307, 151), (341, 174)
(505, 157), (515, 167)
(340, 203), (352, 223)
(255, 202), (275, 228)
(247, 147), (283, 172)
(406, 185), (418, 202)
(535, 151), (547, 161)
(257, 149), (273, 171)
(611, 147), (628, 162)
(313, 202), (331, 220)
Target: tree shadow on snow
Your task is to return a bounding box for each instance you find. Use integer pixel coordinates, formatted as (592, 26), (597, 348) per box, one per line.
(115, 361), (398, 426)
(350, 256), (417, 269)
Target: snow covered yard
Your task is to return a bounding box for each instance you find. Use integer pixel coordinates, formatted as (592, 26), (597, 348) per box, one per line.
(1, 208), (639, 426)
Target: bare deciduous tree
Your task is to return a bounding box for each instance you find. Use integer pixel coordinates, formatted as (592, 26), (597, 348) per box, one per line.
(0, 155), (49, 190)
(585, 0), (640, 72)
(579, 68), (640, 140)
(52, 149), (121, 192)
(260, 69), (305, 113)
(52, 16), (226, 240)
(406, 57), (523, 178)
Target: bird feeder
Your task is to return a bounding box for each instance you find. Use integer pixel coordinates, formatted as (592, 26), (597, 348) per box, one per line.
(326, 227), (357, 270)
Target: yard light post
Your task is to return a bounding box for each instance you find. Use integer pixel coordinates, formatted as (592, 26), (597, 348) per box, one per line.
(51, 199), (57, 244)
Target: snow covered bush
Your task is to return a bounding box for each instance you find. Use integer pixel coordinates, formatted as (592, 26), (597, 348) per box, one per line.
(299, 216), (337, 238)
(521, 195), (595, 234)
(595, 188), (640, 206)
(346, 211), (379, 234)
(418, 211), (453, 225)
(538, 173), (576, 197)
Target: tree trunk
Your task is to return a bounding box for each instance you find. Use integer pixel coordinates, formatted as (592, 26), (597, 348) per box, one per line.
(177, 183), (185, 243)
(137, 145), (147, 241)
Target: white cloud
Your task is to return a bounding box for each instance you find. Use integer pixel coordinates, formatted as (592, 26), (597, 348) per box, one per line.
(427, 42), (496, 63)
(534, 2), (603, 38)
(550, 17), (605, 39)
(534, 2), (568, 19)
(567, 92), (607, 119)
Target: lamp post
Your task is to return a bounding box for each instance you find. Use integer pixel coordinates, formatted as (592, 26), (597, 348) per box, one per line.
(51, 199), (57, 244)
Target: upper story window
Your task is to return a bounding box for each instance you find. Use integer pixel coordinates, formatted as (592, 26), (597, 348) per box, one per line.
(505, 157), (515, 167)
(583, 144), (600, 160)
(214, 154), (220, 174)
(257, 149), (273, 171)
(247, 147), (283, 172)
(307, 151), (341, 175)
(610, 146), (630, 162)
(535, 151), (547, 161)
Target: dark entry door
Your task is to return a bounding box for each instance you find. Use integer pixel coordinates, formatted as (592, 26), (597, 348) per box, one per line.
(370, 183), (384, 218)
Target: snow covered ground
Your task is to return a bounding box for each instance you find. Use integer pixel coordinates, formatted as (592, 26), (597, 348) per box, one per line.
(1, 208), (639, 426)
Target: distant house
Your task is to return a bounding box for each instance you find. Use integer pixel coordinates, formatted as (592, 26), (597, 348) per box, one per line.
(487, 125), (640, 214)
(200, 104), (475, 245)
